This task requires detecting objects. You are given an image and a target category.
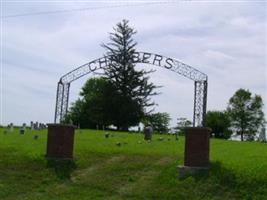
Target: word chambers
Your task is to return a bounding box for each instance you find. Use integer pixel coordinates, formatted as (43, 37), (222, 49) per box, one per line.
(87, 52), (174, 71)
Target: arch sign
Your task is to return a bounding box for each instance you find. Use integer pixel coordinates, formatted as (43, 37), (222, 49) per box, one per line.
(54, 52), (208, 127)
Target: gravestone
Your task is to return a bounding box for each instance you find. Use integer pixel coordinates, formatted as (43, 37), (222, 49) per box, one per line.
(34, 122), (39, 130)
(178, 127), (211, 178)
(39, 123), (45, 130)
(144, 126), (153, 140)
(46, 124), (76, 160)
(20, 128), (25, 135)
(9, 123), (14, 132)
(38, 123), (43, 130)
(30, 121), (34, 130)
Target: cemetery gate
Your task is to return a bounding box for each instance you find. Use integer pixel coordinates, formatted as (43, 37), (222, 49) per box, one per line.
(54, 52), (208, 127)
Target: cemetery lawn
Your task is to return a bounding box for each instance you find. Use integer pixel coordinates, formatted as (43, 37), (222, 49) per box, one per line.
(0, 128), (267, 200)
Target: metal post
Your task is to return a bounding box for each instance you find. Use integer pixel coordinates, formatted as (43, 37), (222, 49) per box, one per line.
(202, 80), (208, 127)
(193, 81), (197, 127)
(54, 82), (60, 123)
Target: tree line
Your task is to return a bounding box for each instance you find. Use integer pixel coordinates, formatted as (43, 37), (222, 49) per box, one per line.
(205, 89), (266, 141)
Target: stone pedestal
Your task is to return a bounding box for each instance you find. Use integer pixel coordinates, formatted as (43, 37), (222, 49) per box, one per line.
(46, 124), (76, 160)
(178, 127), (211, 178)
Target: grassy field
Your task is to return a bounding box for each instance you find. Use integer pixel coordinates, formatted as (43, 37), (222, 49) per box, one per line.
(0, 128), (267, 200)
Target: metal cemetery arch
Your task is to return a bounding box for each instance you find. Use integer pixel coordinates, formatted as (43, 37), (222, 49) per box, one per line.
(54, 52), (208, 127)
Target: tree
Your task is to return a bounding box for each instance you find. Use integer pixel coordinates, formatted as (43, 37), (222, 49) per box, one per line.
(205, 111), (232, 139)
(175, 118), (192, 135)
(102, 19), (158, 131)
(66, 77), (116, 129)
(142, 112), (171, 133)
(227, 89), (265, 141)
(64, 98), (87, 127)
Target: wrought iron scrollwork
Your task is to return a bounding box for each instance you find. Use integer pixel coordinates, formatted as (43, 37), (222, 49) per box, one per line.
(54, 52), (208, 127)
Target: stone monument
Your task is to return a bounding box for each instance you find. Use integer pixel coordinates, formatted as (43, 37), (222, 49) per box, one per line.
(178, 127), (211, 178)
(46, 124), (76, 160)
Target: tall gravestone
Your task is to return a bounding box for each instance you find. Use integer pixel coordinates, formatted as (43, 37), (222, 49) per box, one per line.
(178, 127), (211, 178)
(46, 124), (76, 160)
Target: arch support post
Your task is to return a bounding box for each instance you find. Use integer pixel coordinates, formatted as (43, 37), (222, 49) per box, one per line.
(54, 81), (70, 123)
(61, 83), (70, 123)
(193, 80), (208, 127)
(54, 81), (63, 123)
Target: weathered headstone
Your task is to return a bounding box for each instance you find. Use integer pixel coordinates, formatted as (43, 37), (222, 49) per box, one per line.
(144, 126), (153, 140)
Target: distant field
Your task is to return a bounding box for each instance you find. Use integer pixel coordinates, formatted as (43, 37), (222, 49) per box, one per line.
(0, 128), (267, 200)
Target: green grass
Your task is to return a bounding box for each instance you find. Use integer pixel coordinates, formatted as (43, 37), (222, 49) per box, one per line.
(0, 128), (267, 200)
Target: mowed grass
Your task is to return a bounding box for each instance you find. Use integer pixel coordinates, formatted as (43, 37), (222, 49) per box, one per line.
(0, 128), (267, 200)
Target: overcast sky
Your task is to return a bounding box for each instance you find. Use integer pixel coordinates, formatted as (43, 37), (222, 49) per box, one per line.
(1, 1), (266, 127)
